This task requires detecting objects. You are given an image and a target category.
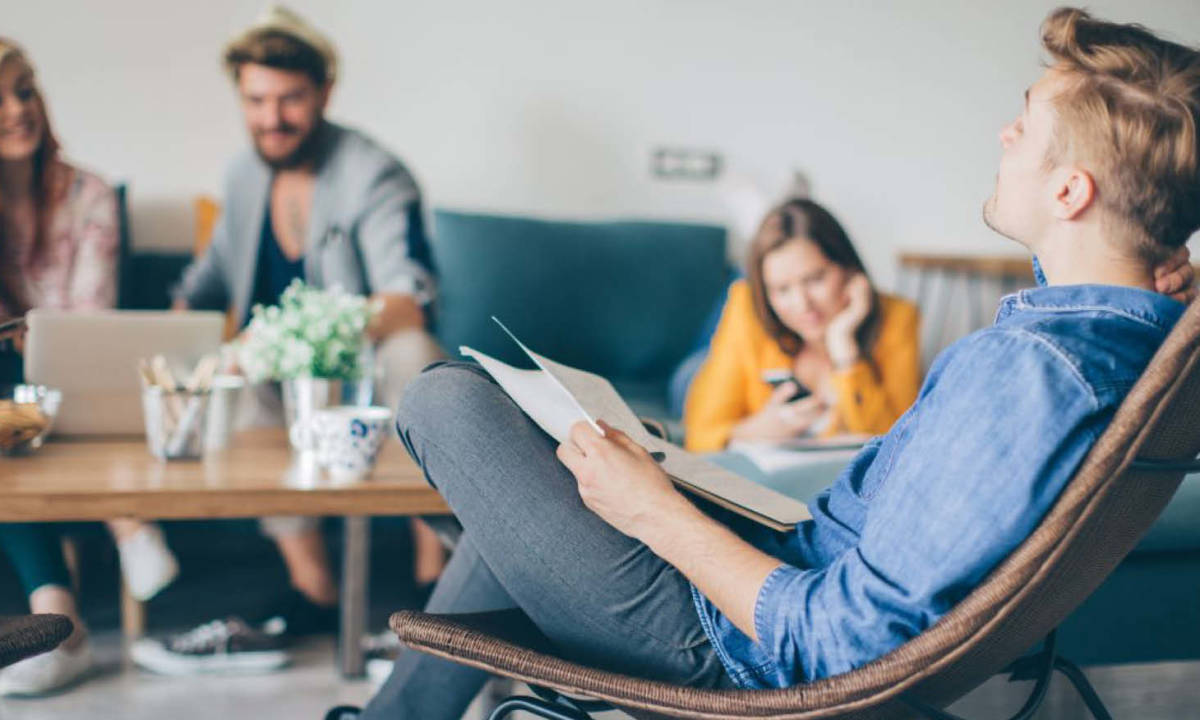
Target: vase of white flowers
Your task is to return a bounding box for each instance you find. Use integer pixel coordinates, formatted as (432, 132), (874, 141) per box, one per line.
(280, 376), (344, 452)
(237, 280), (378, 452)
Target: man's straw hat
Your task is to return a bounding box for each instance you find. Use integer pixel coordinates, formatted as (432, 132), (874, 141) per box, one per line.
(224, 5), (338, 84)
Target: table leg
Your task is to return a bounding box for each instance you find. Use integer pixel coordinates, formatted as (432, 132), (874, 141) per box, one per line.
(339, 516), (370, 678)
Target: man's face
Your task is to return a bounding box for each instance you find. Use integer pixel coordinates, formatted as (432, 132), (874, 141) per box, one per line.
(983, 69), (1068, 247)
(237, 63), (328, 169)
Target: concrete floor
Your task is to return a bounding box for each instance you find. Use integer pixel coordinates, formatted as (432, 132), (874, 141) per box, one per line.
(2, 631), (1199, 719)
(0, 633), (373, 720)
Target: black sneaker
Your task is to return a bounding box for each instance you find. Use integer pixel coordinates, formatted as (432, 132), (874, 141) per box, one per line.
(131, 617), (290, 676)
(269, 588), (339, 637)
(324, 706), (361, 720)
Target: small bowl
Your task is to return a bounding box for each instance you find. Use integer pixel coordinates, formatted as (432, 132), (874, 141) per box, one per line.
(0, 384), (62, 457)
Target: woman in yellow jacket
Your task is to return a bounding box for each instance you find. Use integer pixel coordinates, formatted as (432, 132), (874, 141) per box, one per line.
(685, 198), (921, 452)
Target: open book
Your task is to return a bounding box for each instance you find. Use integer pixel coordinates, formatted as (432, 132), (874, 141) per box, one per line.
(460, 319), (812, 531)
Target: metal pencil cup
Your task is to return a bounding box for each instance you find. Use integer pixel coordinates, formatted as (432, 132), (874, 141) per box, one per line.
(142, 385), (212, 460)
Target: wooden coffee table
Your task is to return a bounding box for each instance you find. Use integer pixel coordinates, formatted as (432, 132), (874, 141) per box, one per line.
(0, 428), (448, 677)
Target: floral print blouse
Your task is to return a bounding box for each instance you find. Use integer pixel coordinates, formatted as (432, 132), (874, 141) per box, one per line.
(0, 164), (118, 316)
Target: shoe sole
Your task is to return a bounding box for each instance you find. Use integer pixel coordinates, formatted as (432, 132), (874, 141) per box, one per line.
(130, 640), (290, 676)
(0, 651), (96, 697)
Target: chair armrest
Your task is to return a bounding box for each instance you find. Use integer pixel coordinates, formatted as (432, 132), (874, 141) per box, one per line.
(389, 609), (855, 719)
(0, 614), (74, 669)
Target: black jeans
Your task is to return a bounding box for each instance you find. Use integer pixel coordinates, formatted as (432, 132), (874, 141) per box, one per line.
(362, 362), (733, 720)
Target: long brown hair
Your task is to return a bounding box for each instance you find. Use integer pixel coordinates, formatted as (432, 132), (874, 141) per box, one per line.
(0, 38), (66, 315)
(746, 198), (881, 357)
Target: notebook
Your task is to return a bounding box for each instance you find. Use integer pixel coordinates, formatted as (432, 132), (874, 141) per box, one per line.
(461, 319), (811, 531)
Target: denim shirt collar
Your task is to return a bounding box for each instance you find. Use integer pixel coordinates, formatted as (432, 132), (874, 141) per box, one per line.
(996, 283), (1185, 333)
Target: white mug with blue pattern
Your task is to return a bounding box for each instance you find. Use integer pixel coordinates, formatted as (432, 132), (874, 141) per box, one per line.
(311, 405), (393, 481)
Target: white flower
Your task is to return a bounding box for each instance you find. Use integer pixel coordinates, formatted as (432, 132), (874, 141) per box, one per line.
(234, 281), (378, 381)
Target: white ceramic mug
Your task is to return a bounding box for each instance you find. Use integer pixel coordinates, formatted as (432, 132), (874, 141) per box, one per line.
(310, 405), (393, 481)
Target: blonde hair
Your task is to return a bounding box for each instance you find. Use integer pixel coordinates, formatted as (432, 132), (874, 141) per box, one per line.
(1041, 7), (1200, 260)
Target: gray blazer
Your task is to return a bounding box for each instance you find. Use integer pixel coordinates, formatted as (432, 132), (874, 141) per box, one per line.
(175, 122), (434, 323)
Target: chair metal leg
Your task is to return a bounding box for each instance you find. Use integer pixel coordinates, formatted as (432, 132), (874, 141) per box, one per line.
(488, 695), (594, 720)
(900, 631), (1113, 720)
(1053, 656), (1114, 720)
(527, 684), (613, 715)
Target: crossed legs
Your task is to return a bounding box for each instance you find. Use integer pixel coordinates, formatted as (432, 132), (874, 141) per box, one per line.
(361, 362), (731, 720)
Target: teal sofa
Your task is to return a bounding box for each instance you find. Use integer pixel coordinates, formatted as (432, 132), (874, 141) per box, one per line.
(1058, 473), (1200, 664)
(429, 209), (731, 419)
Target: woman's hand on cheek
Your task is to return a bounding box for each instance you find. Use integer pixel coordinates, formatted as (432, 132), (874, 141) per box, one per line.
(825, 273), (873, 367)
(556, 420), (683, 539)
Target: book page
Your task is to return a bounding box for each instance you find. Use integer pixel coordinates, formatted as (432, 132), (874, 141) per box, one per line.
(526, 350), (811, 527)
(647, 437), (812, 527)
(527, 352), (656, 445)
(464, 321), (812, 530)
(458, 346), (587, 443)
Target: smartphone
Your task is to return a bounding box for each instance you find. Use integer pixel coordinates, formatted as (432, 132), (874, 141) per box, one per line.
(761, 369), (811, 402)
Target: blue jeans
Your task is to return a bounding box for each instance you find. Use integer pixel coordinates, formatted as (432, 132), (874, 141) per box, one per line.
(362, 362), (735, 720)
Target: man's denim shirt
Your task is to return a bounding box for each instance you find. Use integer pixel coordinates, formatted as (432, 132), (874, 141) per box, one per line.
(691, 281), (1184, 689)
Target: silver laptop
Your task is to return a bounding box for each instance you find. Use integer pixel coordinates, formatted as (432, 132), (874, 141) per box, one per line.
(25, 309), (225, 436)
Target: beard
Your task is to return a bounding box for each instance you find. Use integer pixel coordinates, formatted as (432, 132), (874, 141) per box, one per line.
(253, 118), (326, 170)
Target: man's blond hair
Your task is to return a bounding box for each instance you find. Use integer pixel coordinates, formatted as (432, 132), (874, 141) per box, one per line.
(1041, 7), (1200, 260)
(223, 6), (337, 87)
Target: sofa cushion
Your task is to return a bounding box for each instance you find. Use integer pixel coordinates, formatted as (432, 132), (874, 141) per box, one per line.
(1132, 472), (1200, 553)
(430, 210), (729, 388)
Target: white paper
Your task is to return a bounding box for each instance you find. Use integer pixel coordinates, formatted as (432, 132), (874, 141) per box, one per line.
(458, 346), (586, 443)
(493, 318), (605, 435)
(462, 321), (812, 529)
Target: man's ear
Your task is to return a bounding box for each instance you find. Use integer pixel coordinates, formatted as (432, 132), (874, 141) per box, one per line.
(1053, 168), (1096, 221)
(317, 82), (333, 112)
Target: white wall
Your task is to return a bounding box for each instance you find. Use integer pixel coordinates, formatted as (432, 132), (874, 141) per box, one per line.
(8, 0), (1200, 288)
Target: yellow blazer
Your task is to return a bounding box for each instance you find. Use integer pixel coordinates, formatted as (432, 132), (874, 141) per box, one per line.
(683, 280), (921, 452)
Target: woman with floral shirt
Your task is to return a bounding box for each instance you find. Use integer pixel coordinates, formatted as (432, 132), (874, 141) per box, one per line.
(0, 38), (132, 696)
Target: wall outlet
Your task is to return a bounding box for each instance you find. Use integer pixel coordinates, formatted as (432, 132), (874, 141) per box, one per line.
(651, 147), (723, 181)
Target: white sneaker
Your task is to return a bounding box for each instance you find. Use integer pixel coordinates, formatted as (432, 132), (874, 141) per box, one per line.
(131, 618), (290, 676)
(366, 657), (393, 687)
(0, 640), (94, 696)
(363, 629), (399, 686)
(117, 524), (180, 601)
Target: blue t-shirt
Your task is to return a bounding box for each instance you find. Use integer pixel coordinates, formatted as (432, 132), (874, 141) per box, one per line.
(247, 204), (306, 324)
